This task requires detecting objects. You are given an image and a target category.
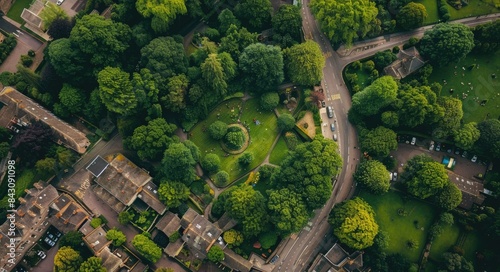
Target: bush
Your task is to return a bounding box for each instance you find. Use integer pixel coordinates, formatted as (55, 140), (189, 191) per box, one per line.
(260, 92), (280, 111)
(169, 232), (181, 242)
(238, 152), (253, 166)
(214, 171), (230, 186)
(259, 232), (278, 249)
(201, 153), (221, 173)
(363, 60), (375, 72)
(393, 46), (400, 53)
(90, 217), (102, 228)
(0, 35), (17, 64)
(20, 55), (33, 67)
(258, 165), (276, 180)
(224, 126), (246, 150)
(277, 114), (296, 131)
(208, 121), (228, 140)
(284, 132), (299, 150)
(28, 50), (36, 57)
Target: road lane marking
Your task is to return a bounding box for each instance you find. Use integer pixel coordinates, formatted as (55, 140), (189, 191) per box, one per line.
(331, 94), (341, 100)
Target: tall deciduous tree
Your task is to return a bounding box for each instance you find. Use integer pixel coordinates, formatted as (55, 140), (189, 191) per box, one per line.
(272, 4), (302, 47)
(277, 114), (296, 131)
(132, 234), (162, 263)
(201, 153), (221, 173)
(130, 118), (179, 160)
(56, 84), (84, 116)
(39, 2), (69, 30)
(354, 160), (390, 194)
(163, 74), (188, 113)
(434, 181), (462, 210)
(397, 2), (427, 30)
(47, 18), (73, 40)
(218, 25), (258, 60)
(239, 43), (284, 92)
(208, 121), (229, 140)
(207, 245), (225, 262)
(54, 246), (83, 272)
(476, 119), (500, 159)
(223, 229), (244, 246)
(97, 67), (137, 115)
(454, 122), (480, 150)
(310, 0), (378, 47)
(47, 38), (88, 83)
(140, 37), (188, 79)
(441, 252), (474, 272)
(433, 97), (463, 138)
(284, 40), (325, 85)
(268, 188), (309, 235)
(328, 197), (379, 250)
(260, 92), (280, 111)
(136, 0), (187, 33)
(218, 9), (240, 35)
(351, 76), (398, 116)
(224, 185), (268, 237)
(79, 257), (106, 272)
(401, 155), (449, 199)
(161, 143), (197, 184)
(158, 181), (190, 208)
(419, 23), (474, 66)
(360, 127), (398, 157)
(201, 54), (228, 98)
(106, 228), (126, 246)
(234, 0), (272, 30)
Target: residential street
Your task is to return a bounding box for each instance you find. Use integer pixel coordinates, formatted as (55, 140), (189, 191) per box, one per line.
(273, 4), (500, 272)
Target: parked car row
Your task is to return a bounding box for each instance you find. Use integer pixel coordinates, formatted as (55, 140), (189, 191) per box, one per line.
(43, 229), (62, 248)
(399, 135), (481, 163)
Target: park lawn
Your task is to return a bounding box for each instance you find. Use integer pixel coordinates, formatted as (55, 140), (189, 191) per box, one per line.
(0, 169), (37, 209)
(416, 0), (440, 24)
(445, 0), (499, 20)
(269, 136), (288, 165)
(429, 50), (500, 123)
(189, 98), (279, 184)
(429, 224), (460, 261)
(359, 190), (437, 263)
(7, 0), (32, 24)
(462, 231), (480, 261)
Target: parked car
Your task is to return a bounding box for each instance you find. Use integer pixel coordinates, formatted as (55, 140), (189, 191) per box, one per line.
(37, 251), (46, 259)
(411, 137), (416, 145)
(327, 106), (333, 118)
(333, 134), (337, 141)
(429, 140), (435, 151)
(455, 148), (461, 155)
(392, 172), (398, 181)
(471, 155), (478, 162)
(56, 0), (64, 5)
(321, 101), (326, 107)
(462, 150), (468, 158)
(436, 142), (441, 151)
(330, 123), (335, 131)
(270, 255), (280, 264)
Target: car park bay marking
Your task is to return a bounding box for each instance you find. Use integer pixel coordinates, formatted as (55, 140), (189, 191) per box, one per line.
(331, 94), (341, 100)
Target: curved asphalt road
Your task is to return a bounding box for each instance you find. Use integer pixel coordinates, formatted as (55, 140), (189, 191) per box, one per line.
(273, 6), (500, 272)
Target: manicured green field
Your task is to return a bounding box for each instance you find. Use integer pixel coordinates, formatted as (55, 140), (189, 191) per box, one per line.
(462, 231), (480, 261)
(429, 50), (500, 123)
(429, 224), (460, 261)
(416, 0), (440, 24)
(446, 0), (499, 20)
(359, 190), (437, 262)
(189, 98), (279, 184)
(7, 0), (32, 24)
(269, 136), (288, 165)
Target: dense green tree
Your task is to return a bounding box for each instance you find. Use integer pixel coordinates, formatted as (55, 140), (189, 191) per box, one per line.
(35, 157), (56, 173)
(386, 254), (412, 272)
(70, 15), (131, 73)
(433, 97), (463, 138)
(396, 86), (437, 128)
(208, 121), (229, 140)
(397, 2), (427, 30)
(434, 181), (462, 210)
(273, 138), (343, 210)
(284, 40), (325, 85)
(0, 142), (9, 160)
(83, 89), (106, 123)
(130, 118), (178, 161)
(476, 119), (500, 159)
(268, 188), (310, 235)
(79, 257), (105, 272)
(351, 76), (398, 116)
(132, 234), (162, 263)
(163, 74), (188, 112)
(183, 140), (201, 162)
(136, 0), (187, 33)
(48, 18), (73, 40)
(162, 143), (197, 184)
(419, 23), (474, 66)
(57, 84), (84, 116)
(372, 50), (397, 70)
(360, 127), (398, 157)
(201, 153), (221, 173)
(441, 252), (474, 272)
(234, 0), (272, 30)
(214, 171), (230, 186)
(47, 38), (88, 82)
(272, 4), (302, 47)
(207, 245), (225, 262)
(218, 25), (258, 60)
(132, 68), (160, 116)
(310, 0), (378, 47)
(473, 20), (500, 52)
(201, 54), (228, 98)
(59, 231), (83, 248)
(39, 2), (69, 30)
(454, 122), (480, 150)
(54, 246), (83, 272)
(354, 160), (390, 194)
(260, 92), (280, 111)
(329, 197), (379, 250)
(259, 232), (278, 249)
(225, 185), (268, 236)
(106, 228), (126, 246)
(225, 129), (246, 150)
(158, 181), (190, 208)
(97, 67), (137, 115)
(401, 155), (448, 199)
(277, 114), (296, 131)
(238, 152), (254, 166)
(381, 111), (399, 128)
(140, 37), (188, 79)
(223, 229), (244, 246)
(218, 9), (240, 35)
(239, 43), (284, 92)
(118, 211), (134, 225)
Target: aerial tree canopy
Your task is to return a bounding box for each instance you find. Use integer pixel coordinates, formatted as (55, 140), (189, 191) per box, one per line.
(79, 257), (106, 272)
(224, 185), (268, 237)
(207, 245), (225, 263)
(218, 25), (258, 60)
(419, 23), (474, 66)
(140, 37), (188, 79)
(284, 40), (325, 86)
(136, 0), (187, 33)
(476, 119), (500, 159)
(272, 4), (302, 47)
(401, 155), (449, 199)
(131, 118), (178, 161)
(132, 234), (162, 263)
(434, 181), (462, 210)
(239, 43), (284, 92)
(158, 180), (190, 208)
(234, 0), (272, 30)
(218, 9), (241, 35)
(360, 126), (398, 158)
(354, 160), (390, 194)
(54, 246), (83, 272)
(97, 66), (137, 115)
(310, 0), (378, 47)
(397, 2), (427, 30)
(161, 142), (197, 184)
(329, 197), (379, 250)
(277, 113), (296, 131)
(268, 188), (310, 235)
(351, 76), (398, 116)
(454, 122), (480, 150)
(39, 2), (69, 31)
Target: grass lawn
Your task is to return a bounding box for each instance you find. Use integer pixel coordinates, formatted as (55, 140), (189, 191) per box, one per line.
(190, 98), (279, 185)
(7, 0), (32, 24)
(344, 64), (373, 93)
(0, 169), (37, 209)
(429, 224), (460, 261)
(446, 0), (499, 20)
(269, 135), (288, 165)
(429, 50), (500, 123)
(462, 231), (480, 261)
(416, 0), (440, 24)
(359, 190), (437, 263)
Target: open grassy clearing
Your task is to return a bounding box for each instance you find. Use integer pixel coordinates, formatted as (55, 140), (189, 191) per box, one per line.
(446, 0), (499, 20)
(359, 190), (437, 263)
(269, 136), (288, 165)
(462, 231), (480, 261)
(416, 0), (440, 24)
(7, 0), (32, 24)
(429, 224), (460, 261)
(189, 98), (279, 184)
(429, 50), (500, 123)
